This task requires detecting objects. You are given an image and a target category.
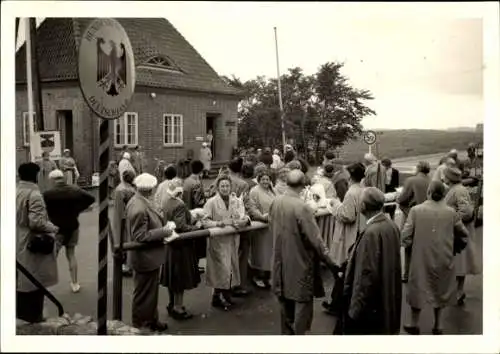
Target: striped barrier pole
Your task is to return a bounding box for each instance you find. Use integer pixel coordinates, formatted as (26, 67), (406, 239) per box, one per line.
(97, 118), (110, 335)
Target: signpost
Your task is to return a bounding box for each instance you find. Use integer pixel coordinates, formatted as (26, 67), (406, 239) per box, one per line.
(363, 130), (377, 155)
(78, 18), (135, 335)
(31, 131), (62, 162)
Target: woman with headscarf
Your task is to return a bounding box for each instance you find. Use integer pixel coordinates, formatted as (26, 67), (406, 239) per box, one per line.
(37, 151), (58, 193)
(443, 167), (481, 305)
(59, 149), (79, 185)
(112, 169), (136, 277)
(401, 180), (469, 335)
(159, 183), (201, 320)
(16, 162), (59, 323)
(126, 173), (177, 332)
(203, 175), (250, 310)
(247, 168), (276, 289)
(322, 162), (366, 319)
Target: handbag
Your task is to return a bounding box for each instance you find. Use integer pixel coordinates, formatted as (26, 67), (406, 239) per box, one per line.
(25, 190), (55, 255)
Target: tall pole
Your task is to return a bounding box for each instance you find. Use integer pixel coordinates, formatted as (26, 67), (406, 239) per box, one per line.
(25, 19), (35, 162)
(29, 18), (44, 131)
(274, 27), (286, 154)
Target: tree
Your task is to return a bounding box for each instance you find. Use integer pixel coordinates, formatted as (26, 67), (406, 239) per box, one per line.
(226, 61), (375, 160)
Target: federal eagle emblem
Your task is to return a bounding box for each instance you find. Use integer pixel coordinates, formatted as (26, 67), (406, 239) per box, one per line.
(96, 38), (127, 96)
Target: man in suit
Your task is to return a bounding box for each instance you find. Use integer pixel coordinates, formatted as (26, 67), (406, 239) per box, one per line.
(126, 173), (176, 332)
(397, 161), (431, 283)
(340, 187), (402, 335)
(381, 158), (400, 220)
(269, 170), (337, 335)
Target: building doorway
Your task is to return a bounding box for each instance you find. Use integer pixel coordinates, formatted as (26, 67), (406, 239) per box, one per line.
(56, 110), (74, 153)
(206, 113), (220, 161)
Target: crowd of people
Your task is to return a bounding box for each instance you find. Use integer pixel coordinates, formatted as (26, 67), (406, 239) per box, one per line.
(16, 142), (481, 336)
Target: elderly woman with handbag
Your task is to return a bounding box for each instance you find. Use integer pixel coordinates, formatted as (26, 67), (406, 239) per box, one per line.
(16, 163), (59, 323)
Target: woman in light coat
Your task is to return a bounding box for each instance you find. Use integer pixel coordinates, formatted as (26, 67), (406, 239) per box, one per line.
(59, 149), (79, 185)
(322, 162), (366, 316)
(199, 142), (212, 178)
(401, 180), (469, 335)
(443, 167), (481, 305)
(203, 175), (250, 310)
(247, 169), (276, 289)
(16, 162), (59, 323)
(37, 152), (58, 193)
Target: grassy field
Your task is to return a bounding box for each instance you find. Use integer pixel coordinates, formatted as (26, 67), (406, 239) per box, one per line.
(337, 129), (482, 161)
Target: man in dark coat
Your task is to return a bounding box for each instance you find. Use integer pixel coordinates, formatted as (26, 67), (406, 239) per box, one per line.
(340, 187), (402, 335)
(381, 158), (400, 220)
(269, 170), (337, 335)
(397, 161), (431, 283)
(43, 169), (95, 293)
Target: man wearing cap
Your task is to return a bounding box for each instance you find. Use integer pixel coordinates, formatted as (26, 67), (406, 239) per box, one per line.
(269, 170), (337, 335)
(340, 187), (402, 335)
(199, 142), (212, 179)
(126, 173), (177, 332)
(43, 169), (95, 293)
(118, 152), (136, 182)
(362, 153), (386, 192)
(397, 161), (431, 283)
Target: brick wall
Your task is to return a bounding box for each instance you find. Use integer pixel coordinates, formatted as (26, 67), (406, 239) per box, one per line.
(15, 84), (239, 183)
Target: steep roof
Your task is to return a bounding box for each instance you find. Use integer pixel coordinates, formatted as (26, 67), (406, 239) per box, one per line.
(16, 18), (243, 96)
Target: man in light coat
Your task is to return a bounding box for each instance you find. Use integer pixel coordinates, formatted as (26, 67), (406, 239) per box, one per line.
(269, 170), (337, 335)
(362, 153), (386, 192)
(112, 169), (136, 277)
(16, 162), (59, 323)
(340, 187), (402, 335)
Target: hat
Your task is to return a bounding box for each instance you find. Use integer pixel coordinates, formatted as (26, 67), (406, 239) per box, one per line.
(123, 152), (131, 160)
(323, 164), (335, 178)
(444, 167), (462, 184)
(48, 169), (64, 179)
(361, 187), (385, 212)
(202, 142), (208, 147)
(134, 173), (158, 191)
(364, 153), (376, 163)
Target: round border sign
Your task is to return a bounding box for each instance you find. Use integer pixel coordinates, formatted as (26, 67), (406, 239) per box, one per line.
(78, 18), (136, 120)
(363, 130), (377, 145)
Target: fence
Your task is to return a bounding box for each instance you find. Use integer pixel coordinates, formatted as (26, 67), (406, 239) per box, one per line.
(110, 205), (398, 320)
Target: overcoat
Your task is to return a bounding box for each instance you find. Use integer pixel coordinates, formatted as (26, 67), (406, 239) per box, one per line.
(342, 213), (402, 335)
(247, 184), (276, 272)
(328, 183), (366, 267)
(16, 181), (59, 292)
(363, 162), (386, 192)
(112, 182), (136, 247)
(401, 200), (469, 309)
(37, 159), (57, 193)
(199, 147), (212, 171)
(445, 183), (481, 275)
(182, 175), (206, 210)
(397, 172), (430, 217)
(59, 156), (79, 185)
(126, 193), (168, 273)
(269, 190), (336, 302)
(203, 193), (247, 289)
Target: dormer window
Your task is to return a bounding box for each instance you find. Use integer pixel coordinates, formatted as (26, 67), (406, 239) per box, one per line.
(139, 55), (184, 74)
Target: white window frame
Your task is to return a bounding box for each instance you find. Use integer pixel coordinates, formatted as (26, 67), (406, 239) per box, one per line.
(22, 112), (37, 147)
(114, 112), (138, 147)
(163, 114), (183, 147)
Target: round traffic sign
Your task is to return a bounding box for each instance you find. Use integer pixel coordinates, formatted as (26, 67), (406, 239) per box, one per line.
(363, 130), (377, 145)
(78, 19), (136, 120)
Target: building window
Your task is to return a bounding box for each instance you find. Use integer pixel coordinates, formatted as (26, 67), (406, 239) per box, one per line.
(163, 114), (183, 146)
(22, 112), (37, 146)
(114, 112), (138, 147)
(138, 55), (184, 74)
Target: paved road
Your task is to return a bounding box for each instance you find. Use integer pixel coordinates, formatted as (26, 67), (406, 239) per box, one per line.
(391, 151), (467, 174)
(44, 207), (482, 335)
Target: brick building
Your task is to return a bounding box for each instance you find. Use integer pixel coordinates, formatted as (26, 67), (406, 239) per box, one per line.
(15, 18), (242, 184)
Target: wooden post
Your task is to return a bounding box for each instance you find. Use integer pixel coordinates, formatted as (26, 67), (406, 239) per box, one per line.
(29, 18), (44, 131)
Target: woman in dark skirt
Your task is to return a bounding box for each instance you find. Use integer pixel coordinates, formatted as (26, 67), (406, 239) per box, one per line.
(159, 183), (201, 320)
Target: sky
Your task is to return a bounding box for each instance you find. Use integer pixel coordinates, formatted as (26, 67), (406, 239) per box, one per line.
(16, 3), (485, 130)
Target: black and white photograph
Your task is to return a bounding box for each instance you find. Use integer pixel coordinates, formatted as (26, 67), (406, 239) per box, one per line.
(1, 1), (499, 353)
